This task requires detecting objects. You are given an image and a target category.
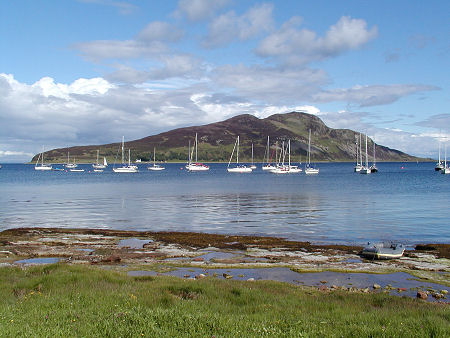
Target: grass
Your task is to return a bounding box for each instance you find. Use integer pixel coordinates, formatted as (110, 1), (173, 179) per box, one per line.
(0, 264), (449, 337)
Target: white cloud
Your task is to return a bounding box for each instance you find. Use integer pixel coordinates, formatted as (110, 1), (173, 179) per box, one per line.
(256, 16), (378, 65)
(312, 84), (439, 107)
(213, 64), (328, 103)
(174, 0), (230, 21)
(137, 21), (184, 42)
(203, 3), (274, 48)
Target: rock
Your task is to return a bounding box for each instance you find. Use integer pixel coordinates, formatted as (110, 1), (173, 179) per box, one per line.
(417, 291), (428, 300)
(195, 274), (206, 279)
(223, 273), (233, 279)
(183, 274), (190, 278)
(432, 293), (443, 299)
(320, 280), (327, 284)
(247, 278), (255, 282)
(441, 290), (448, 294)
(373, 284), (381, 289)
(318, 285), (328, 292)
(361, 288), (370, 293)
(398, 288), (407, 293)
(102, 255), (121, 263)
(330, 285), (338, 290)
(193, 257), (204, 262)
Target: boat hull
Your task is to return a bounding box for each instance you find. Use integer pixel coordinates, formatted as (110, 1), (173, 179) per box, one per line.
(361, 242), (405, 260)
(227, 166), (252, 173)
(35, 166), (52, 171)
(113, 166), (138, 173)
(305, 168), (319, 175)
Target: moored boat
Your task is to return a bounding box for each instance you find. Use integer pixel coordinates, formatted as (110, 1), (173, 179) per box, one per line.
(361, 242), (405, 259)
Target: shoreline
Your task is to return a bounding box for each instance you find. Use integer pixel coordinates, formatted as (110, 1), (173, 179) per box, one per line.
(1, 228), (448, 283)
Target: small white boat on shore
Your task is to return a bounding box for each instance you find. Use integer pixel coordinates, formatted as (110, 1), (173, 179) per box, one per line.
(361, 242), (405, 260)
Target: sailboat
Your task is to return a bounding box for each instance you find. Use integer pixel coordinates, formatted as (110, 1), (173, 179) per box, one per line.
(262, 136), (276, 171)
(113, 137), (138, 173)
(270, 140), (302, 174)
(148, 147), (165, 171)
(360, 134), (371, 174)
(185, 133), (209, 171)
(441, 143), (450, 174)
(34, 147), (53, 171)
(369, 141), (378, 173)
(65, 149), (77, 169)
(354, 134), (363, 172)
(227, 136), (252, 173)
(305, 129), (319, 175)
(92, 150), (107, 170)
(250, 143), (257, 169)
(435, 141), (444, 171)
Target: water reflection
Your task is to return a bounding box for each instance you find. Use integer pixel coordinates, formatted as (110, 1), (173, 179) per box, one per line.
(1, 162), (449, 245)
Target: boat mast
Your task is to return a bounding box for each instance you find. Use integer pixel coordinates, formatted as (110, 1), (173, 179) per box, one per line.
(359, 134), (362, 166)
(195, 133), (198, 163)
(365, 134), (368, 168)
(236, 136), (239, 164)
(288, 140), (291, 167)
(308, 129), (311, 166)
(121, 136), (124, 164)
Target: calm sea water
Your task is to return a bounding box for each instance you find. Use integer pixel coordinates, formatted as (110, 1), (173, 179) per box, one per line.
(0, 162), (449, 246)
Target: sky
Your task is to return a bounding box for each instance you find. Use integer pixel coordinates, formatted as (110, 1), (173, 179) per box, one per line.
(0, 0), (449, 162)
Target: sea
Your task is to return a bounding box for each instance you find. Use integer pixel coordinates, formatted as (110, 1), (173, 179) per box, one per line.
(0, 162), (449, 246)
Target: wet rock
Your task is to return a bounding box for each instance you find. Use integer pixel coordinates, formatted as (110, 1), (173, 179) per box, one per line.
(432, 292), (444, 299)
(223, 273), (233, 279)
(417, 291), (428, 300)
(195, 274), (206, 279)
(102, 255), (121, 263)
(318, 285), (328, 292)
(183, 274), (190, 278)
(373, 284), (381, 289)
(320, 280), (327, 284)
(398, 288), (407, 293)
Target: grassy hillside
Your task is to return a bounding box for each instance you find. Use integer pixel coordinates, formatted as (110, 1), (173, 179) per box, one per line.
(32, 112), (425, 163)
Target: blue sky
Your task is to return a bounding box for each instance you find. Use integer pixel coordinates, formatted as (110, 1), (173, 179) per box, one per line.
(0, 0), (449, 162)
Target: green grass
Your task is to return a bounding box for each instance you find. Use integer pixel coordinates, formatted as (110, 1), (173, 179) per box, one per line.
(0, 264), (449, 337)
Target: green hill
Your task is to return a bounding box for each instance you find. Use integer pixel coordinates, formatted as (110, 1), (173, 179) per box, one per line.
(32, 112), (424, 163)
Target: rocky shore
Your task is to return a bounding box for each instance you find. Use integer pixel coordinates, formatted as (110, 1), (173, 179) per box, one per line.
(1, 227), (449, 300)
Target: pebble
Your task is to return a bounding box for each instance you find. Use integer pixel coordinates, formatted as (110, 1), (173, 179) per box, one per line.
(417, 291), (428, 300)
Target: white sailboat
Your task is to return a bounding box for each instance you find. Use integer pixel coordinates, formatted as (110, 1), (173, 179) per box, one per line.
(250, 143), (257, 169)
(305, 129), (319, 175)
(92, 150), (107, 170)
(270, 140), (302, 174)
(441, 143), (449, 174)
(34, 147), (53, 171)
(185, 133), (209, 171)
(360, 134), (371, 174)
(113, 137), (138, 173)
(65, 149), (77, 169)
(369, 141), (378, 173)
(262, 136), (276, 171)
(354, 134), (363, 172)
(227, 136), (252, 173)
(148, 147), (165, 171)
(435, 141), (444, 171)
